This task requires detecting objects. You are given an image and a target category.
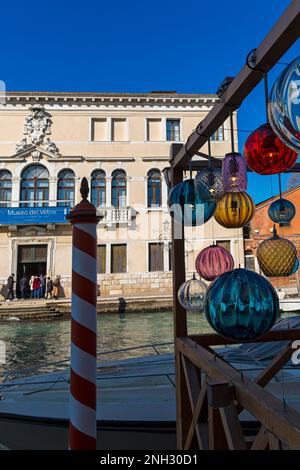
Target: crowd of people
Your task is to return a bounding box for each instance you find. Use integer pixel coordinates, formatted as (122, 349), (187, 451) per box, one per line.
(5, 273), (62, 301)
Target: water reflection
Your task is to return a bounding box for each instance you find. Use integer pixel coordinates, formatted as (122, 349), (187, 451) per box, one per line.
(0, 312), (213, 378)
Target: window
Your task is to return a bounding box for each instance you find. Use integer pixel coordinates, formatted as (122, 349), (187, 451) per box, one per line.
(97, 245), (106, 274)
(166, 119), (180, 141)
(57, 169), (75, 207)
(111, 244), (126, 273)
(147, 169), (162, 207)
(20, 164), (49, 207)
(216, 240), (231, 252)
(168, 242), (172, 271)
(112, 169), (126, 208)
(212, 124), (225, 141)
(111, 118), (126, 141)
(147, 118), (162, 141)
(91, 170), (106, 208)
(149, 243), (164, 272)
(91, 118), (107, 141)
(243, 224), (252, 240)
(245, 250), (255, 271)
(0, 170), (12, 207)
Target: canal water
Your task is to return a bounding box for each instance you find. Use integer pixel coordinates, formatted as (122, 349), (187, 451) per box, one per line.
(0, 311), (213, 379)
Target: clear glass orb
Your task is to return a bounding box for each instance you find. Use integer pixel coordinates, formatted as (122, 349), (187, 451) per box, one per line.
(194, 167), (224, 201)
(178, 276), (208, 313)
(269, 56), (300, 153)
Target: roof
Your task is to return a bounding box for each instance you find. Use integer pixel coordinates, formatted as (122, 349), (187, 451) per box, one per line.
(256, 183), (300, 209)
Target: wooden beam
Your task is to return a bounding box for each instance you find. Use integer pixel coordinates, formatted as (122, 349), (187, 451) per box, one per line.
(190, 329), (300, 347)
(251, 426), (268, 450)
(171, 0), (300, 169)
(177, 336), (300, 448)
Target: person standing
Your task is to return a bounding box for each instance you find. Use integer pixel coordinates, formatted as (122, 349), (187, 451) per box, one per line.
(6, 273), (15, 301)
(19, 275), (28, 300)
(46, 277), (53, 299)
(39, 274), (45, 299)
(32, 276), (40, 300)
(29, 275), (34, 298)
(52, 275), (61, 300)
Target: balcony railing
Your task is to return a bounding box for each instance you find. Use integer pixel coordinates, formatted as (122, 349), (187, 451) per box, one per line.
(97, 207), (136, 227)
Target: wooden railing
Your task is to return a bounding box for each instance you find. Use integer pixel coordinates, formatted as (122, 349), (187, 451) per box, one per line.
(176, 329), (300, 450)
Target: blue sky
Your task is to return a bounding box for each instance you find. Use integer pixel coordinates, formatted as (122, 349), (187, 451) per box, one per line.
(1, 0), (299, 202)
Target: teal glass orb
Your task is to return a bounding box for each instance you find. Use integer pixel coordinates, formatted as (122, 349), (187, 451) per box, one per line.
(292, 258), (299, 274)
(168, 179), (216, 226)
(268, 198), (296, 224)
(205, 268), (279, 341)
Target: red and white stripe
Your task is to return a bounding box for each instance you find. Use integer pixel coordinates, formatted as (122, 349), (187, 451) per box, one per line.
(69, 222), (97, 450)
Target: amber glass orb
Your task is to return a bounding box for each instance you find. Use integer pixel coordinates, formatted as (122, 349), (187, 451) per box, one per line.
(214, 191), (255, 228)
(243, 123), (297, 175)
(256, 228), (297, 277)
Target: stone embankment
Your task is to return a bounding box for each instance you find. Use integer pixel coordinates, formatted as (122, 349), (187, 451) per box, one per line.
(0, 295), (173, 319)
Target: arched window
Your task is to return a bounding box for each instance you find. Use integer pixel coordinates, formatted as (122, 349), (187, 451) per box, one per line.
(57, 169), (75, 207)
(147, 169), (161, 207)
(91, 170), (106, 208)
(112, 169), (126, 208)
(0, 170), (12, 208)
(20, 164), (49, 207)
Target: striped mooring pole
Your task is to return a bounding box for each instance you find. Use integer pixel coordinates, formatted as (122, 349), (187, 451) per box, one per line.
(67, 177), (101, 450)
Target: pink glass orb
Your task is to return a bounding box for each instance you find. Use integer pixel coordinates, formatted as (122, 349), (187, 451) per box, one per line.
(222, 152), (247, 192)
(195, 245), (234, 281)
(244, 123), (297, 175)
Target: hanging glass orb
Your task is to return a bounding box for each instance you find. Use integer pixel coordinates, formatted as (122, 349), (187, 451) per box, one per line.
(292, 258), (299, 275)
(243, 123), (297, 175)
(256, 228), (297, 277)
(168, 179), (216, 226)
(194, 167), (225, 201)
(214, 191), (255, 228)
(269, 56), (300, 154)
(178, 275), (208, 313)
(205, 268), (279, 341)
(268, 198), (296, 224)
(195, 245), (234, 281)
(222, 152), (247, 192)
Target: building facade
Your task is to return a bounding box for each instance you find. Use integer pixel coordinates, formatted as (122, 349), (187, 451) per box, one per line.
(244, 185), (300, 295)
(0, 91), (243, 298)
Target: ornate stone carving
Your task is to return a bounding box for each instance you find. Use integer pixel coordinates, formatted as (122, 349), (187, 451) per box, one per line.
(16, 105), (60, 155)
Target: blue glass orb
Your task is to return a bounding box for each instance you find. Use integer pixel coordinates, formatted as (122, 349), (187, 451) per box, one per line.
(168, 179), (216, 226)
(268, 198), (296, 224)
(178, 276), (207, 313)
(292, 258), (299, 274)
(269, 55), (300, 153)
(194, 167), (224, 201)
(205, 268), (279, 341)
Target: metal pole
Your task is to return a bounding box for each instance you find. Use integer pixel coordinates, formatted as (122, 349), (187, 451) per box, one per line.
(67, 177), (101, 450)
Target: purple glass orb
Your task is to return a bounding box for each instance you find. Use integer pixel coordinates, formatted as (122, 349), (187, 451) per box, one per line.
(222, 152), (247, 192)
(195, 245), (234, 281)
(178, 276), (208, 313)
(194, 167), (225, 201)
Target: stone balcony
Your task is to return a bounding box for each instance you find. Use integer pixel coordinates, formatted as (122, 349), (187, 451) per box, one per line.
(97, 207), (136, 228)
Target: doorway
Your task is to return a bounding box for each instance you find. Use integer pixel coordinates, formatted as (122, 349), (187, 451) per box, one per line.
(17, 245), (47, 298)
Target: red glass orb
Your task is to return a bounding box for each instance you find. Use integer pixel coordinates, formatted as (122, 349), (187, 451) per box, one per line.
(195, 245), (234, 281)
(243, 123), (297, 175)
